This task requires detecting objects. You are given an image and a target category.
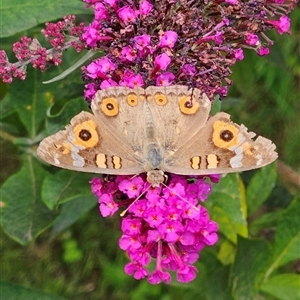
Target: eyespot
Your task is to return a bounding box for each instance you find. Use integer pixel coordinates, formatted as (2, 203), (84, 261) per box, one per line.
(79, 129), (92, 141)
(73, 120), (99, 148)
(154, 92), (167, 106)
(127, 93), (138, 107)
(212, 121), (239, 149)
(101, 97), (119, 116)
(220, 130), (234, 142)
(179, 96), (199, 114)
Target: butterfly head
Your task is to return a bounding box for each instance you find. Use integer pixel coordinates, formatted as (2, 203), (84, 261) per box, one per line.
(146, 169), (165, 187)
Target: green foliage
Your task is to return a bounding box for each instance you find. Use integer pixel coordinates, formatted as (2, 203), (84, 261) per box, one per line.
(1, 3), (299, 300)
(0, 281), (66, 300)
(0, 0), (88, 38)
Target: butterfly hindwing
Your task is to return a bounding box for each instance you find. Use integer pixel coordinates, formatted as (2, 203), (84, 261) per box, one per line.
(165, 112), (277, 175)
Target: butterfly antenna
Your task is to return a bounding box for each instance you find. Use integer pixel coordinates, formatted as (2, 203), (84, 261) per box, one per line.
(120, 184), (152, 217)
(129, 174), (139, 180)
(161, 182), (200, 211)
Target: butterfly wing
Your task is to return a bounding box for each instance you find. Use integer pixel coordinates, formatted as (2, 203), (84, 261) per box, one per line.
(144, 85), (211, 153)
(37, 111), (144, 175)
(164, 112), (278, 175)
(91, 86), (149, 162)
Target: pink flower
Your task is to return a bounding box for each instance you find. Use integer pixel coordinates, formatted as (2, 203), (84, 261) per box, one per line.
(181, 64), (196, 76)
(225, 0), (238, 4)
(99, 193), (118, 217)
(155, 72), (175, 86)
(94, 3), (108, 20)
(118, 176), (144, 198)
(84, 82), (97, 101)
(154, 53), (171, 71)
(245, 33), (259, 46)
(266, 15), (291, 35)
(120, 46), (137, 62)
(234, 48), (244, 60)
(177, 265), (198, 283)
(158, 31), (178, 48)
(91, 173), (219, 284)
(121, 219), (142, 235)
(103, 0), (118, 8)
(86, 56), (116, 78)
(100, 78), (118, 90)
(133, 34), (151, 50)
(214, 32), (223, 44)
(124, 262), (148, 280)
(148, 270), (171, 284)
(139, 0), (153, 16)
(257, 47), (270, 56)
(119, 235), (142, 251)
(117, 6), (137, 25)
(82, 20), (102, 47)
(144, 208), (164, 227)
(119, 70), (144, 88)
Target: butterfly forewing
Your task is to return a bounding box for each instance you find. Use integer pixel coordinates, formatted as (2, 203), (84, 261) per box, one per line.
(37, 111), (144, 175)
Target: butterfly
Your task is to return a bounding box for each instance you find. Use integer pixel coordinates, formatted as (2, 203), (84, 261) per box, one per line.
(37, 85), (277, 186)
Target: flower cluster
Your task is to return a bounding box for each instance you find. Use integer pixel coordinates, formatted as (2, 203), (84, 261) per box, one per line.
(0, 15), (84, 83)
(0, 1), (296, 96)
(81, 0), (296, 101)
(91, 173), (220, 283)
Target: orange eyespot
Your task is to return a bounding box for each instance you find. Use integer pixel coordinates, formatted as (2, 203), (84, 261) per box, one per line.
(154, 92), (168, 106)
(127, 93), (138, 107)
(101, 97), (119, 116)
(179, 96), (199, 114)
(73, 120), (99, 148)
(212, 121), (239, 149)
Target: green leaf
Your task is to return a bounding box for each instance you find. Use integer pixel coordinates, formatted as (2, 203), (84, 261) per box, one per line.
(9, 68), (53, 140)
(249, 210), (282, 236)
(211, 98), (222, 115)
(45, 97), (89, 135)
(246, 163), (277, 216)
(230, 236), (272, 300)
(51, 195), (96, 237)
(264, 199), (300, 277)
(260, 274), (300, 300)
(0, 93), (14, 119)
(41, 169), (93, 210)
(207, 174), (248, 243)
(43, 50), (97, 84)
(201, 250), (233, 300)
(62, 238), (83, 263)
(0, 281), (66, 300)
(0, 0), (88, 38)
(217, 240), (235, 265)
(0, 155), (56, 245)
